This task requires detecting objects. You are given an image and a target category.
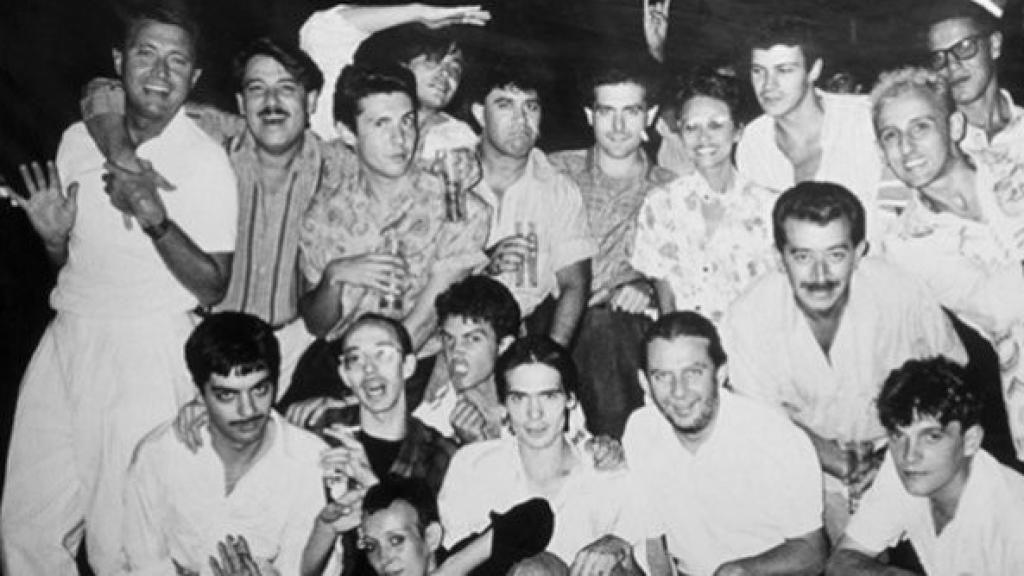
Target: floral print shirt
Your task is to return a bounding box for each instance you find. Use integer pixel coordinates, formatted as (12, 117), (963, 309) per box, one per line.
(632, 170), (775, 323)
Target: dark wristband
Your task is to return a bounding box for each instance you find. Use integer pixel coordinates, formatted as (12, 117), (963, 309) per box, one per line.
(143, 218), (172, 241)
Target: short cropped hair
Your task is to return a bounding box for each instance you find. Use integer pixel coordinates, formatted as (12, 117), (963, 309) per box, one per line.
(363, 477), (440, 534)
(333, 64), (418, 133)
(354, 23), (460, 69)
(494, 336), (579, 403)
(121, 0), (202, 62)
(642, 311), (727, 370)
(232, 36), (324, 94)
(184, 312), (281, 391)
(469, 51), (552, 105)
(878, 357), (983, 432)
(870, 67), (955, 129)
(749, 15), (822, 70)
(331, 313), (415, 360)
(670, 66), (744, 124)
(580, 58), (658, 108)
(772, 181), (866, 251)
(921, 0), (1000, 35)
(435, 275), (521, 341)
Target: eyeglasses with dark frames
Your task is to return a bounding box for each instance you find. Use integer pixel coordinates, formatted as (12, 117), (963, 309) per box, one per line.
(929, 33), (989, 70)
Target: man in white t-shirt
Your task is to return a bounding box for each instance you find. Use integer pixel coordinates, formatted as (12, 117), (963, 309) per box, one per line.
(828, 356), (1024, 575)
(574, 311), (827, 576)
(0, 4), (238, 574)
(438, 335), (638, 569)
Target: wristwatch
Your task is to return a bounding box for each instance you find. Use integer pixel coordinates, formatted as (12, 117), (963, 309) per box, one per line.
(143, 217), (172, 241)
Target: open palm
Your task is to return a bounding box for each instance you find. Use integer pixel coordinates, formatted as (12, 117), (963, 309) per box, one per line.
(17, 161), (77, 246)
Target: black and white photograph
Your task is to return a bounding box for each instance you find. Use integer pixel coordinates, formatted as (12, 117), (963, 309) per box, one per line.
(2, 0), (1024, 574)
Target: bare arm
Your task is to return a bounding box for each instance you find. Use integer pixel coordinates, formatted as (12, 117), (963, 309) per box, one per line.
(299, 262), (348, 338)
(299, 253), (407, 338)
(104, 163), (232, 306)
(792, 419), (849, 480)
(713, 528), (827, 576)
(550, 259), (592, 347)
(339, 3), (490, 33)
(826, 536), (918, 576)
(404, 263), (473, 352)
(653, 278), (676, 315)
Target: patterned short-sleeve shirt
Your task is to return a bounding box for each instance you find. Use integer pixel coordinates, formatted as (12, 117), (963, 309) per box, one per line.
(632, 170), (775, 323)
(300, 161), (490, 340)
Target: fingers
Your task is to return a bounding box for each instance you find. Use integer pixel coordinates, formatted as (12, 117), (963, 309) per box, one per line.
(234, 535), (260, 574)
(587, 287), (611, 308)
(610, 285), (651, 314)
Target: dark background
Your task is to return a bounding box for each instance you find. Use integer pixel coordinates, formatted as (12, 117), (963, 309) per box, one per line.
(1, 0), (1022, 493)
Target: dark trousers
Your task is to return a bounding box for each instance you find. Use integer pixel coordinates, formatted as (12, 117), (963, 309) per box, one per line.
(571, 306), (651, 439)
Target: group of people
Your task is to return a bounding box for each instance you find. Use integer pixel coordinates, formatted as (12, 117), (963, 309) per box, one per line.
(3, 0), (1024, 574)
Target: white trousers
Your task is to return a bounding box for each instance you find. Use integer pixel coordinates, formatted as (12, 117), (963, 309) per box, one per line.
(1, 312), (197, 576)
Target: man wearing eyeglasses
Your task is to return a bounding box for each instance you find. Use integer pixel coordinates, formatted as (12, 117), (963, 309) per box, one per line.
(300, 313), (458, 576)
(925, 1), (1024, 166)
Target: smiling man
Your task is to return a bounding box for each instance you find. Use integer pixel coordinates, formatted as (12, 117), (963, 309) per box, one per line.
(121, 312), (332, 576)
(722, 182), (966, 540)
(547, 61), (673, 439)
(827, 357), (1024, 575)
(873, 66), (1024, 465)
(585, 311), (826, 576)
(0, 3), (238, 574)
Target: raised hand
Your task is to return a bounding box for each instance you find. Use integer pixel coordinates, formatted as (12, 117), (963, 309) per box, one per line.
(419, 5), (491, 29)
(642, 0), (671, 63)
(5, 161), (78, 248)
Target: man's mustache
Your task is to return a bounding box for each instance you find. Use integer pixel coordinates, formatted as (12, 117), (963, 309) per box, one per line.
(801, 281), (839, 292)
(258, 106), (289, 119)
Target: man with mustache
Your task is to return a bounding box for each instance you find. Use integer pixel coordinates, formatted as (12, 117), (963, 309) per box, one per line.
(472, 53), (597, 349)
(120, 312), (335, 576)
(721, 182), (966, 540)
(924, 1), (1024, 166)
(0, 3), (238, 574)
(546, 60), (671, 439)
(76, 35), (351, 394)
(827, 357), (1024, 575)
